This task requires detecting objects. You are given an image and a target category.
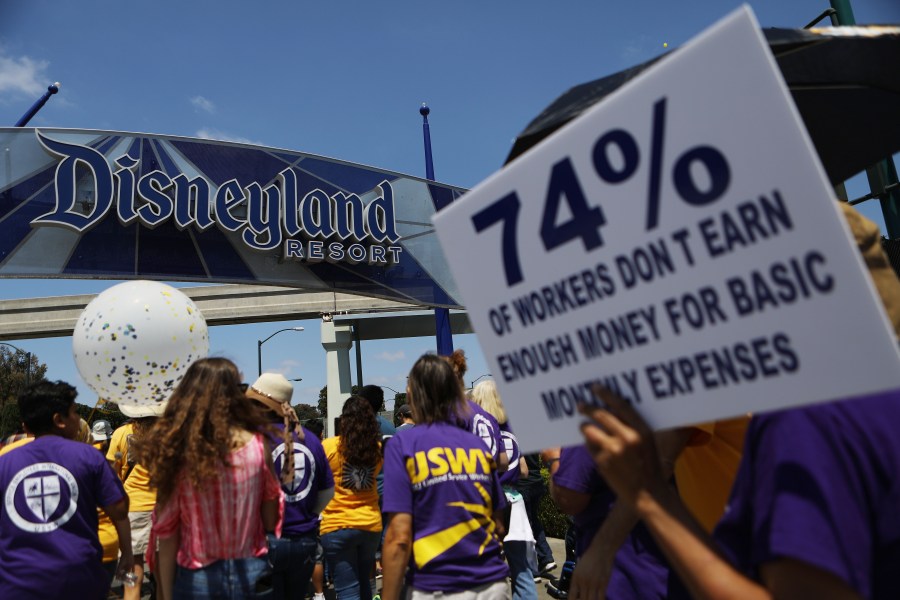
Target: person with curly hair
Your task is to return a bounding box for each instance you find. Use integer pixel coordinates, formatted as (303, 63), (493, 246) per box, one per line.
(381, 354), (510, 600)
(139, 357), (283, 599)
(319, 395), (383, 600)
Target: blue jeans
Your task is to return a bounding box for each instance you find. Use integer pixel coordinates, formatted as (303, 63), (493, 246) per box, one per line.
(173, 557), (273, 599)
(320, 528), (381, 600)
(505, 541), (538, 600)
(268, 533), (318, 600)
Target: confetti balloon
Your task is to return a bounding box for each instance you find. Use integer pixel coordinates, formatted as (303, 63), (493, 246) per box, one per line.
(73, 281), (209, 417)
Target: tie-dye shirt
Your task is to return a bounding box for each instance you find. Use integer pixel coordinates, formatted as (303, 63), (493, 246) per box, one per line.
(382, 422), (509, 592)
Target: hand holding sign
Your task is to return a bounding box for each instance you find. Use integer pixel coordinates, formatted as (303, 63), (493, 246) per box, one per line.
(433, 6), (900, 453)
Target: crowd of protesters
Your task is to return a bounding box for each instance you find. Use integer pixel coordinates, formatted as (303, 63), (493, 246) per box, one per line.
(0, 203), (898, 600)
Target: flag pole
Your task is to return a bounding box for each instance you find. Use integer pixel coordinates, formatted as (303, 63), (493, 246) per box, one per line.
(420, 103), (454, 356)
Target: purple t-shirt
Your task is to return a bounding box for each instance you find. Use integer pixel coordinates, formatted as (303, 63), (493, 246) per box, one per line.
(714, 389), (900, 599)
(554, 445), (671, 599)
(269, 425), (334, 537)
(458, 400), (504, 465)
(498, 421), (521, 487)
(0, 435), (125, 599)
(382, 422), (509, 592)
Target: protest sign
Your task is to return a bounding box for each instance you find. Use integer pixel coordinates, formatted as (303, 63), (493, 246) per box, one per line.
(432, 6), (900, 452)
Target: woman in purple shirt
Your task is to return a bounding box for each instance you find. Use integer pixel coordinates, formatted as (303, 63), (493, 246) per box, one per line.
(381, 354), (511, 600)
(576, 203), (900, 600)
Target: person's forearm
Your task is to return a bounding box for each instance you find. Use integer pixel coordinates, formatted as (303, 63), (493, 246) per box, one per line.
(313, 487), (335, 515)
(261, 498), (279, 533)
(593, 500), (638, 557)
(636, 487), (771, 600)
(157, 534), (179, 600)
(381, 539), (411, 600)
(112, 515), (134, 564)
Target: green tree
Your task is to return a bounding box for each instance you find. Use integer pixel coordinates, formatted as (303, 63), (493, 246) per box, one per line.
(317, 385), (360, 421)
(294, 403), (320, 422)
(0, 402), (23, 440)
(0, 346), (48, 409)
(391, 393), (408, 425)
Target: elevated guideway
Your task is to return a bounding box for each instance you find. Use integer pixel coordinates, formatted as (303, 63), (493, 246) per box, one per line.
(0, 285), (421, 340)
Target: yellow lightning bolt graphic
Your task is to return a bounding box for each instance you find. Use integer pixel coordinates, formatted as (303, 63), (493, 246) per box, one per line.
(412, 482), (498, 568)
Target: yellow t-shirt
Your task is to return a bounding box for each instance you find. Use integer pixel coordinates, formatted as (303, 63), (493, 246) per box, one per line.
(98, 509), (119, 562)
(107, 423), (157, 512)
(674, 416), (750, 533)
(0, 436), (33, 457)
(319, 436), (382, 535)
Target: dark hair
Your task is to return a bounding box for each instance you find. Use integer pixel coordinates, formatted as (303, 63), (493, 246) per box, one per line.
(357, 385), (385, 413)
(408, 354), (464, 425)
(139, 357), (272, 505)
(18, 381), (77, 435)
(305, 418), (324, 439)
(338, 395), (381, 468)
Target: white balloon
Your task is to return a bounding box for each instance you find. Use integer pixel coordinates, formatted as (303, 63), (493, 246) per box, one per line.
(72, 281), (209, 416)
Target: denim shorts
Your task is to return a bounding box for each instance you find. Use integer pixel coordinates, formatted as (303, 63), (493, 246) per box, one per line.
(173, 556), (273, 599)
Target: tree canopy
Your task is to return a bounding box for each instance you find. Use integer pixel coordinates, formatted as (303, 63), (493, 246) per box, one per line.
(0, 346), (47, 410)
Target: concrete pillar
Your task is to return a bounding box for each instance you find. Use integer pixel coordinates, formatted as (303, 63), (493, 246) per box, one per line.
(321, 320), (354, 438)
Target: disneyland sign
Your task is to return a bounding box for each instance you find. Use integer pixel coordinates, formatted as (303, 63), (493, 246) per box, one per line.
(33, 131), (403, 265)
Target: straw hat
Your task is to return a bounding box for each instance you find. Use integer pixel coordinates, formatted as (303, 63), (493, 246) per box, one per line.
(247, 373), (304, 485)
(840, 202), (900, 336)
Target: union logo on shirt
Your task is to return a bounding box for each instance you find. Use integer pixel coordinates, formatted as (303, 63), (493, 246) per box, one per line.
(272, 442), (317, 502)
(4, 463), (79, 533)
(501, 431), (520, 472)
(471, 414), (497, 456)
(342, 463), (374, 491)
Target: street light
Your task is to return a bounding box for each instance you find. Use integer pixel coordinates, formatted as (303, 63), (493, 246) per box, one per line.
(379, 385), (403, 396)
(0, 342), (31, 388)
(257, 327), (304, 376)
(470, 373), (492, 389)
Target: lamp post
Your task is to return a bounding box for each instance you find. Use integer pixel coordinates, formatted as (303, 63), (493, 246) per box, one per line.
(470, 373), (492, 389)
(257, 327), (304, 376)
(0, 342), (31, 388)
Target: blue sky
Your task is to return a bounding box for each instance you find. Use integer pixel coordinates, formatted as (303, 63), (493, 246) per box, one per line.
(1, 0), (898, 410)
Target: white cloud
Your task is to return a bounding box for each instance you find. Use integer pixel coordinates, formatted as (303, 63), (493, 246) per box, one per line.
(195, 128), (261, 145)
(0, 51), (49, 97)
(190, 95), (216, 114)
(374, 350), (406, 362)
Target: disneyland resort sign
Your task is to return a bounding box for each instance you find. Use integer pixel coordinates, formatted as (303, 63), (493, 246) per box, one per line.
(33, 132), (403, 265)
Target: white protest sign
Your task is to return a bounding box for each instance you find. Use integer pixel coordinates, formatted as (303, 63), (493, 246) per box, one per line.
(432, 6), (900, 453)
